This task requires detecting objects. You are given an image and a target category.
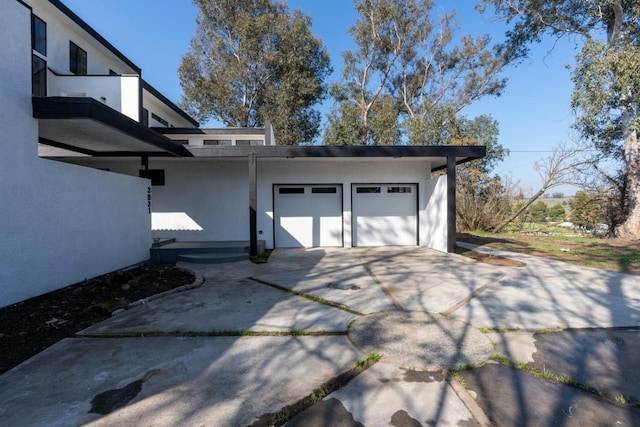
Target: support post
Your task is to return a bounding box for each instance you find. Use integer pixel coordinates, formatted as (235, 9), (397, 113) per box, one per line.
(446, 155), (456, 253)
(249, 152), (258, 256)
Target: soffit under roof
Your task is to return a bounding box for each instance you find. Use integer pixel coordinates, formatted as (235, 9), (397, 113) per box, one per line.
(184, 145), (486, 171)
(33, 97), (187, 157)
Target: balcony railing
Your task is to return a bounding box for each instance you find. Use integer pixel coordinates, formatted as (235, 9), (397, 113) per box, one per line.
(47, 69), (140, 122)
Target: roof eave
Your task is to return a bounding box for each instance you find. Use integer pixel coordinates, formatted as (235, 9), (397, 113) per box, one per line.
(33, 96), (190, 157)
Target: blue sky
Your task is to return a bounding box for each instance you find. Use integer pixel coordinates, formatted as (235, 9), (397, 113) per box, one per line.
(63, 0), (579, 195)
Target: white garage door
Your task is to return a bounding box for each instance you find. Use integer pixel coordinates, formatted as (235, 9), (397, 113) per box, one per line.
(352, 184), (417, 246)
(274, 185), (343, 248)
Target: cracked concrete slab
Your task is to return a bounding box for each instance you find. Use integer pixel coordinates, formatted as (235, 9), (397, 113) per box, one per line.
(253, 250), (395, 315)
(351, 247), (505, 313)
(461, 363), (640, 427)
(489, 331), (538, 364)
(0, 336), (361, 427)
(3, 246), (640, 427)
(289, 362), (479, 426)
(80, 278), (357, 335)
(349, 311), (493, 370)
(448, 276), (640, 329)
(529, 329), (640, 400)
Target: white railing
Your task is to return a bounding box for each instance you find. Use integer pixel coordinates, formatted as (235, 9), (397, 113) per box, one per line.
(47, 70), (140, 121)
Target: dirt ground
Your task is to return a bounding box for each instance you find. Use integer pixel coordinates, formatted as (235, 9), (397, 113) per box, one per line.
(0, 264), (194, 375)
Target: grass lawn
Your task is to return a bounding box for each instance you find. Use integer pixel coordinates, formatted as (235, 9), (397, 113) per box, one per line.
(458, 230), (640, 275)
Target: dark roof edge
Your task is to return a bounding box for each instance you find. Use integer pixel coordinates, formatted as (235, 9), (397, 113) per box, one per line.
(430, 153), (485, 172)
(48, 0), (141, 73)
(16, 0), (31, 11)
(33, 96), (190, 157)
(186, 145), (487, 159)
(142, 80), (199, 127)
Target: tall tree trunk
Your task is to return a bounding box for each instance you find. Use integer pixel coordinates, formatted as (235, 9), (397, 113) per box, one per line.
(617, 106), (640, 238)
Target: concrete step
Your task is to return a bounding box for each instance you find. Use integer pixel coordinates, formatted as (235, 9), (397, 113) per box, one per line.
(177, 252), (249, 264)
(150, 240), (265, 263)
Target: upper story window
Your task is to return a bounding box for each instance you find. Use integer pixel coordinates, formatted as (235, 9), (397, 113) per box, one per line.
(151, 112), (169, 127)
(204, 139), (232, 146)
(235, 140), (264, 146)
(32, 15), (46, 56)
(69, 41), (87, 75)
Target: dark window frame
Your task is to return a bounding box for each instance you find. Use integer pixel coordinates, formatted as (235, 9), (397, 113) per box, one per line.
(387, 186), (412, 193)
(151, 112), (169, 127)
(356, 186), (381, 194)
(32, 15), (47, 56)
(279, 187), (305, 194)
(69, 41), (87, 75)
(312, 187), (337, 194)
(235, 139), (264, 146)
(204, 139), (232, 146)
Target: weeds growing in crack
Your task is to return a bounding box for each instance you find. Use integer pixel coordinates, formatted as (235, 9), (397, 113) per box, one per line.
(454, 363), (476, 371)
(250, 250), (272, 264)
(248, 356), (379, 427)
(310, 384), (329, 403)
(451, 371), (467, 387)
(270, 408), (289, 425)
(249, 277), (363, 315)
(355, 352), (380, 368)
(615, 394), (640, 406)
(487, 354), (640, 406)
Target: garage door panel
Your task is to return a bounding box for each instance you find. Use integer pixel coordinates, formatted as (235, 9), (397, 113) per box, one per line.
(355, 216), (417, 246)
(277, 216), (314, 247)
(353, 184), (417, 247)
(274, 185), (343, 248)
(319, 216), (343, 246)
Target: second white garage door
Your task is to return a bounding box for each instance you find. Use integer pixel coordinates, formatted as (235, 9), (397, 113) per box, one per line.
(352, 184), (418, 246)
(274, 185), (343, 248)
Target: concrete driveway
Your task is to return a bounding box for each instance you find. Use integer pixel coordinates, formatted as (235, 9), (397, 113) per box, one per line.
(1, 246), (639, 426)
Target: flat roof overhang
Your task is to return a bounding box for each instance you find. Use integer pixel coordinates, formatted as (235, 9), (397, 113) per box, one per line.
(33, 97), (189, 157)
(185, 145), (486, 171)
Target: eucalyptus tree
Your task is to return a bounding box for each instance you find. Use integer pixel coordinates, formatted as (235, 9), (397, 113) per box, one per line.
(480, 0), (640, 238)
(179, 0), (331, 145)
(324, 0), (508, 146)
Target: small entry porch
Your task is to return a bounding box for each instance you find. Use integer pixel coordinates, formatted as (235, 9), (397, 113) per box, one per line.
(150, 239), (266, 264)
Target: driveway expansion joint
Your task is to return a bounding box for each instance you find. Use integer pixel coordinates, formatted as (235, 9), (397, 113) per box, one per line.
(249, 276), (365, 315)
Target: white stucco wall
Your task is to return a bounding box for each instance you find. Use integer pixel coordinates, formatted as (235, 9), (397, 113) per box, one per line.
(63, 158), (250, 242)
(152, 159), (250, 240)
(120, 75), (140, 120)
(423, 175), (449, 252)
(28, 0), (139, 76)
(0, 0), (151, 308)
(67, 156), (451, 252)
(143, 90), (195, 128)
